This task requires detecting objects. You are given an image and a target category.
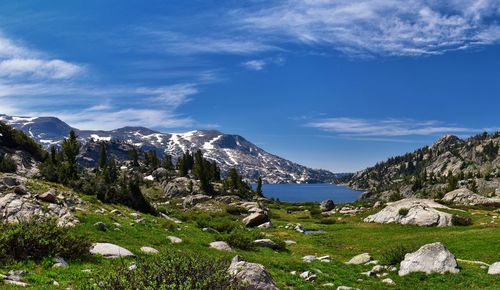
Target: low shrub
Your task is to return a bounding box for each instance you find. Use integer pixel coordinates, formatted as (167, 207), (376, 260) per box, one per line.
(380, 243), (419, 265)
(452, 215), (473, 226)
(398, 208), (409, 216)
(220, 228), (261, 250)
(225, 205), (248, 216)
(193, 213), (239, 233)
(97, 250), (237, 290)
(0, 153), (17, 173)
(319, 218), (337, 225)
(0, 219), (91, 263)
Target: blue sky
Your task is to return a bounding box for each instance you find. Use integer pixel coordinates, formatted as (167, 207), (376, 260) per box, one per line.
(0, 0), (499, 172)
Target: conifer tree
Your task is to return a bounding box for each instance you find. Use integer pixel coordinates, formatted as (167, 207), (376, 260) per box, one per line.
(255, 176), (263, 196)
(98, 142), (107, 169)
(128, 147), (139, 167)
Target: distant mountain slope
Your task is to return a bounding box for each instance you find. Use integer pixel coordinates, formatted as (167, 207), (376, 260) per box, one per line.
(0, 114), (338, 184)
(349, 133), (500, 200)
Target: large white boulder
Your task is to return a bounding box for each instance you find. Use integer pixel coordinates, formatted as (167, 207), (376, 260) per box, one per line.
(346, 253), (372, 265)
(228, 256), (278, 290)
(209, 241), (232, 252)
(488, 262), (500, 275)
(90, 243), (134, 258)
(442, 188), (500, 207)
(399, 242), (459, 276)
(364, 198), (453, 227)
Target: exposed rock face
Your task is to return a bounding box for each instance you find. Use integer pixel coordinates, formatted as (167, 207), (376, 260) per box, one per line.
(90, 243), (135, 258)
(320, 199), (335, 212)
(399, 242), (459, 276)
(228, 256), (278, 290)
(364, 198), (453, 227)
(346, 253), (372, 265)
(183, 194), (210, 208)
(488, 262), (500, 275)
(442, 188), (500, 206)
(37, 189), (57, 203)
(243, 212), (269, 227)
(163, 177), (200, 198)
(209, 241), (232, 252)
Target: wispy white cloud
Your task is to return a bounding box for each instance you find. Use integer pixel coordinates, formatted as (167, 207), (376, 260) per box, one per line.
(233, 0), (500, 57)
(307, 117), (492, 139)
(242, 59), (266, 70)
(0, 58), (82, 79)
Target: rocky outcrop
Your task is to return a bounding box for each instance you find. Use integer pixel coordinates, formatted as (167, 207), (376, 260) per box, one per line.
(89, 243), (135, 258)
(364, 198), (453, 227)
(253, 239), (278, 249)
(320, 199), (335, 212)
(442, 188), (500, 207)
(243, 212), (269, 227)
(228, 256), (278, 290)
(0, 176), (80, 227)
(399, 242), (459, 276)
(163, 177), (200, 198)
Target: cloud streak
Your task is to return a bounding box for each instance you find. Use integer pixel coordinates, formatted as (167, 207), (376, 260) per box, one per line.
(307, 117), (492, 139)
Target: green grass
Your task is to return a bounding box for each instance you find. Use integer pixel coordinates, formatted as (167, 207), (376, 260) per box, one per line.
(1, 180), (499, 289)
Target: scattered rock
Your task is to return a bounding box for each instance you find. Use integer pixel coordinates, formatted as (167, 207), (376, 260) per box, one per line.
(371, 265), (384, 274)
(346, 253), (372, 265)
(373, 201), (382, 208)
(257, 221), (273, 229)
(318, 255), (331, 263)
(14, 185), (28, 195)
(364, 198), (453, 227)
(183, 194), (211, 208)
(37, 189), (57, 203)
(94, 222), (108, 232)
(336, 286), (359, 290)
(488, 262), (500, 275)
(243, 212), (269, 227)
(253, 239), (278, 249)
(128, 262), (137, 271)
(163, 177), (200, 198)
(303, 255), (317, 263)
(228, 256), (278, 290)
(300, 271), (317, 281)
(382, 278), (395, 285)
(140, 246), (159, 254)
(320, 199), (335, 212)
(295, 224), (305, 233)
(399, 242), (459, 276)
(442, 188), (500, 207)
(167, 236), (183, 244)
(285, 240), (297, 245)
(110, 209), (122, 215)
(209, 241), (232, 252)
(53, 256), (69, 268)
(89, 243), (135, 258)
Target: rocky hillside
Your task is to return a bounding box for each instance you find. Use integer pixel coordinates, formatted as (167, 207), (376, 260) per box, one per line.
(349, 133), (500, 200)
(0, 114), (337, 184)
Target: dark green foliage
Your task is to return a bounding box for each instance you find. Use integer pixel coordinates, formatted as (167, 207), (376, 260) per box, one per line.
(225, 205), (248, 216)
(389, 191), (403, 202)
(98, 142), (107, 169)
(40, 131), (81, 184)
(483, 141), (499, 160)
(0, 219), (90, 263)
(447, 171), (459, 192)
(380, 243), (419, 265)
(452, 215), (473, 226)
(97, 251), (236, 290)
(220, 228), (261, 250)
(161, 154), (174, 170)
(192, 149), (214, 194)
(191, 213), (239, 233)
(255, 176), (263, 197)
(467, 179), (478, 193)
(223, 167), (253, 198)
(144, 150), (160, 171)
(398, 208), (409, 216)
(177, 150), (194, 176)
(0, 154), (17, 173)
(128, 147), (139, 167)
(0, 121), (46, 161)
(319, 218), (337, 225)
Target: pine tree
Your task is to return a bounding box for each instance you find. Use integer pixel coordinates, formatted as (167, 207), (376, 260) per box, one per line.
(192, 149), (212, 193)
(128, 147), (139, 167)
(255, 176), (263, 197)
(98, 142), (107, 169)
(61, 130), (80, 181)
(162, 154), (174, 170)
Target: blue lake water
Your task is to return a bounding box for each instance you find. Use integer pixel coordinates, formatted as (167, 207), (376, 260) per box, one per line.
(254, 183), (362, 203)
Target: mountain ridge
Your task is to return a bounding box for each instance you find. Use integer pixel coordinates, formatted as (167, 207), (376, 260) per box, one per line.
(0, 114), (338, 184)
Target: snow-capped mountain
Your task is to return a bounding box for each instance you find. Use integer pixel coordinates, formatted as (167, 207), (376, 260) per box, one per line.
(0, 114), (338, 183)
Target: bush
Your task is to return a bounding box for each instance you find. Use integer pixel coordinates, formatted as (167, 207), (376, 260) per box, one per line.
(319, 218), (337, 225)
(380, 243), (419, 265)
(0, 154), (17, 173)
(194, 213), (239, 233)
(398, 208), (409, 216)
(389, 192), (403, 202)
(452, 215), (473, 226)
(97, 251), (237, 290)
(0, 122), (46, 161)
(220, 228), (261, 250)
(0, 219), (91, 263)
